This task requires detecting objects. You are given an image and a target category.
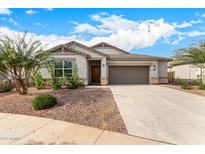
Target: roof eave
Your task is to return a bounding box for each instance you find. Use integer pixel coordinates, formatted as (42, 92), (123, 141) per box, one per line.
(109, 57), (172, 62)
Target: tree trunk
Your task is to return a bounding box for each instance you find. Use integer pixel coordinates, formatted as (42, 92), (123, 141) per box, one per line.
(14, 79), (20, 92)
(18, 79), (28, 95)
(13, 77), (28, 95)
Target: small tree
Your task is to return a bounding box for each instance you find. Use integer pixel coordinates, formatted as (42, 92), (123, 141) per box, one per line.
(0, 32), (49, 94)
(172, 41), (205, 83)
(46, 60), (62, 90)
(66, 64), (83, 89)
(34, 72), (45, 89)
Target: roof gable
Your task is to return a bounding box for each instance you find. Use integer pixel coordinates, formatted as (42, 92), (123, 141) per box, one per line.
(46, 44), (90, 58)
(65, 41), (109, 57)
(91, 42), (129, 54)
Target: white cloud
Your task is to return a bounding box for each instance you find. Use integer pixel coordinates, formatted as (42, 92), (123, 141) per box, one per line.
(90, 13), (139, 32)
(25, 10), (37, 15)
(173, 22), (192, 28)
(8, 18), (18, 26)
(201, 13), (205, 17)
(83, 18), (176, 50)
(0, 8), (12, 15)
(0, 27), (78, 49)
(74, 13), (177, 50)
(1, 12), (205, 51)
(173, 19), (202, 29)
(35, 22), (48, 28)
(73, 23), (111, 35)
(170, 35), (184, 45)
(44, 8), (54, 11)
(185, 31), (205, 37)
(190, 19), (202, 24)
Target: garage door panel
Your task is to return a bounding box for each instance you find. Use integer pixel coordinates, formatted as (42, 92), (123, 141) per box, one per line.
(109, 66), (149, 84)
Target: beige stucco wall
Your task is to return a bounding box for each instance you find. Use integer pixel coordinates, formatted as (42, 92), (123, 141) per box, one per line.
(169, 64), (205, 80)
(158, 61), (168, 83)
(40, 54), (89, 85)
(101, 57), (108, 85)
(94, 46), (125, 55)
(40, 45), (107, 85)
(72, 45), (107, 85)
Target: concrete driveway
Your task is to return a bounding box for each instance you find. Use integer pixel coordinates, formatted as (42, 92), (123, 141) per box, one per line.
(110, 85), (205, 144)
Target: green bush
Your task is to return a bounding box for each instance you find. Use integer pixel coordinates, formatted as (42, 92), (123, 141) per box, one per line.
(67, 77), (81, 89)
(180, 81), (193, 90)
(175, 78), (184, 85)
(0, 80), (13, 93)
(32, 94), (57, 110)
(51, 77), (62, 90)
(199, 83), (205, 90)
(66, 64), (83, 89)
(34, 72), (45, 89)
(192, 80), (201, 86)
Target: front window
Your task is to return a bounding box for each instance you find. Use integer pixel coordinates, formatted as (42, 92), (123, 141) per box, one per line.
(54, 59), (73, 78)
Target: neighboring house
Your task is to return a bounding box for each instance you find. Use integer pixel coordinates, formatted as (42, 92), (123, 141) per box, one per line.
(168, 63), (205, 81)
(40, 41), (171, 85)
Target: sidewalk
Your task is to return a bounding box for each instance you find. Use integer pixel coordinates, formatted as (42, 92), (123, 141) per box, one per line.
(0, 113), (169, 145)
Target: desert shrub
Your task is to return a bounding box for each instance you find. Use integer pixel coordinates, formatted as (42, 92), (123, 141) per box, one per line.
(175, 78), (184, 85)
(79, 79), (85, 87)
(67, 78), (85, 89)
(0, 80), (13, 93)
(51, 77), (62, 90)
(34, 72), (45, 89)
(66, 64), (84, 89)
(192, 80), (201, 86)
(180, 81), (193, 90)
(32, 94), (57, 110)
(199, 83), (205, 90)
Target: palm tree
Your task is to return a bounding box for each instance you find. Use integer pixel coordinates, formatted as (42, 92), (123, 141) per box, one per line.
(0, 32), (49, 95)
(172, 41), (205, 83)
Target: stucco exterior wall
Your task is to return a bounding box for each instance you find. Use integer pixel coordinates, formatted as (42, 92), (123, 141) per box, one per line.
(158, 61), (168, 83)
(101, 57), (108, 85)
(94, 46), (125, 55)
(40, 54), (89, 85)
(170, 64), (205, 80)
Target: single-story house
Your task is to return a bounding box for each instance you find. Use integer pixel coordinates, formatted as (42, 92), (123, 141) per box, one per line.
(39, 41), (171, 85)
(168, 63), (205, 82)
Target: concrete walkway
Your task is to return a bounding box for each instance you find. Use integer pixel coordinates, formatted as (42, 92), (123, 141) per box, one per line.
(0, 113), (167, 145)
(110, 85), (205, 145)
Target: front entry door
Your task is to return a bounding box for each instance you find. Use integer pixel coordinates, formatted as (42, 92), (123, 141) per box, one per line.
(91, 66), (100, 84)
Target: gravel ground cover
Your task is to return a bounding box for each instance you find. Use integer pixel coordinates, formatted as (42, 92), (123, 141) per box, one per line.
(0, 87), (127, 134)
(162, 84), (205, 97)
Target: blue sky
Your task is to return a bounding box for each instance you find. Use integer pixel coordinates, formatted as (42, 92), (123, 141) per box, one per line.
(0, 8), (205, 57)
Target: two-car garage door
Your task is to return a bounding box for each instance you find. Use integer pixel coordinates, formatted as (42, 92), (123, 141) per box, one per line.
(109, 66), (149, 84)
